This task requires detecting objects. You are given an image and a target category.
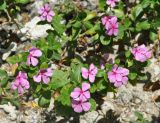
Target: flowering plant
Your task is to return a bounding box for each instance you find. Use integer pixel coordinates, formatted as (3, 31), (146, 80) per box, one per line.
(0, 0), (158, 116)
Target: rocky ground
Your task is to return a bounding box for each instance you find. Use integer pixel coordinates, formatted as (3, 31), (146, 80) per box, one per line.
(0, 0), (160, 123)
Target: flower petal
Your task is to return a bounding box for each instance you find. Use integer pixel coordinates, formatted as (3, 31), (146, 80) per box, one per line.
(42, 75), (50, 84)
(31, 57), (39, 66)
(81, 102), (91, 112)
(89, 74), (96, 83)
(33, 74), (41, 83)
(70, 87), (81, 99)
(82, 83), (90, 91)
(26, 56), (31, 66)
(81, 68), (89, 79)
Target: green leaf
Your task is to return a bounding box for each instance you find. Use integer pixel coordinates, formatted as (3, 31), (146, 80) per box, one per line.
(40, 62), (48, 69)
(105, 63), (112, 70)
(115, 59), (120, 64)
(83, 12), (97, 22)
(126, 59), (133, 67)
(84, 23), (100, 35)
(131, 5), (143, 20)
(57, 84), (74, 106)
(136, 21), (150, 32)
(123, 18), (131, 29)
(0, 69), (9, 87)
(99, 0), (106, 11)
(90, 84), (97, 93)
(129, 73), (137, 80)
(83, 21), (94, 29)
(70, 63), (82, 84)
(96, 69), (105, 77)
(0, 1), (7, 10)
(52, 15), (65, 35)
(73, 21), (81, 28)
(47, 32), (62, 51)
(134, 111), (143, 120)
(35, 84), (42, 93)
(141, 0), (151, 8)
(89, 98), (97, 111)
(100, 35), (111, 45)
(15, 0), (29, 4)
(6, 52), (28, 64)
(125, 51), (131, 58)
(90, 80), (106, 93)
(113, 9), (124, 19)
(96, 80), (107, 91)
(149, 31), (157, 42)
(38, 91), (51, 107)
(116, 23), (125, 39)
(50, 70), (69, 90)
(51, 51), (61, 60)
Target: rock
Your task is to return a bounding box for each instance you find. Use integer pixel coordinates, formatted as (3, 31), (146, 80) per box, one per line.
(0, 102), (17, 121)
(2, 42), (17, 60)
(47, 97), (54, 112)
(101, 101), (115, 115)
(18, 109), (43, 123)
(19, 16), (53, 40)
(144, 58), (160, 82)
(80, 111), (99, 123)
(81, 1), (88, 8)
(116, 86), (133, 104)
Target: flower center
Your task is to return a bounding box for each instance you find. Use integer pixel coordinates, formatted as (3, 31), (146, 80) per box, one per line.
(80, 90), (84, 94)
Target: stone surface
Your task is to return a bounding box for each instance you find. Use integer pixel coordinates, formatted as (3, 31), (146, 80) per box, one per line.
(19, 16), (53, 40)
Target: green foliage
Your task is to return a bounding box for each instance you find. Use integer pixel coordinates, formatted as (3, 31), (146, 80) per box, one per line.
(50, 70), (70, 90)
(6, 53), (28, 64)
(134, 111), (150, 123)
(2, 0), (157, 116)
(136, 21), (150, 31)
(0, 1), (7, 10)
(15, 0), (29, 4)
(89, 98), (97, 111)
(70, 62), (82, 84)
(0, 69), (9, 87)
(38, 91), (51, 107)
(57, 84), (74, 106)
(51, 15), (65, 35)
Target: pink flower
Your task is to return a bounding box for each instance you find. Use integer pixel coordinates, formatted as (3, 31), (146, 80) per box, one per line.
(131, 44), (152, 62)
(38, 4), (55, 22)
(33, 68), (53, 84)
(108, 65), (129, 87)
(11, 71), (30, 94)
(72, 98), (91, 113)
(106, 17), (118, 36)
(81, 64), (98, 83)
(106, 0), (118, 8)
(101, 16), (116, 30)
(26, 47), (42, 66)
(70, 83), (90, 101)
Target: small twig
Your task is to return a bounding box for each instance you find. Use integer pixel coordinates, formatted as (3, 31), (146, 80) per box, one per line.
(4, 9), (12, 22)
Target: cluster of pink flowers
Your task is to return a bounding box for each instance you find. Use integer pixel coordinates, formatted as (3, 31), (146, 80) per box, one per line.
(81, 64), (98, 83)
(33, 68), (53, 84)
(131, 44), (152, 62)
(70, 83), (91, 113)
(11, 47), (53, 93)
(38, 4), (55, 22)
(101, 16), (118, 36)
(108, 65), (129, 87)
(106, 0), (119, 8)
(11, 71), (30, 94)
(26, 47), (42, 66)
